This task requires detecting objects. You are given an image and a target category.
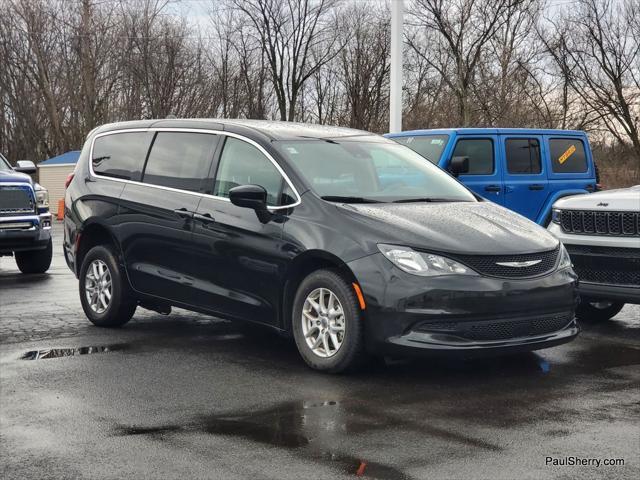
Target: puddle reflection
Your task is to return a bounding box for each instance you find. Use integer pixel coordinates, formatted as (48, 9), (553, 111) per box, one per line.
(115, 399), (409, 479)
(21, 344), (130, 360)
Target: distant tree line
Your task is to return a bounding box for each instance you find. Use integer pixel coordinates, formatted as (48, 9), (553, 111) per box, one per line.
(0, 0), (638, 184)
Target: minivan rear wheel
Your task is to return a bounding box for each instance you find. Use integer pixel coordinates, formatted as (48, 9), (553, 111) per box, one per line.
(292, 269), (366, 373)
(576, 300), (624, 322)
(79, 245), (136, 327)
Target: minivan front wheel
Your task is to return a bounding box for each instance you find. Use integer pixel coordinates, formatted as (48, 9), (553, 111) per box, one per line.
(292, 270), (366, 373)
(79, 245), (136, 327)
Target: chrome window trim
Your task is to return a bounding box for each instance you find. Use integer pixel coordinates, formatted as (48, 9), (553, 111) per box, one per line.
(88, 127), (302, 211)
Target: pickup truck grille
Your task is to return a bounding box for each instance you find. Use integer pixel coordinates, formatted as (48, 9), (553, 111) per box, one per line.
(566, 244), (640, 287)
(560, 210), (639, 236)
(0, 185), (35, 216)
(453, 246), (559, 278)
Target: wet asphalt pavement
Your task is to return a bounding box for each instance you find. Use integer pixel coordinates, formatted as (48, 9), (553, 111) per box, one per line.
(1, 224), (639, 479)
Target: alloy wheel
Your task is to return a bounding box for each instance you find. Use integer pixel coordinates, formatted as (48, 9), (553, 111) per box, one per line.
(301, 287), (346, 358)
(85, 259), (112, 314)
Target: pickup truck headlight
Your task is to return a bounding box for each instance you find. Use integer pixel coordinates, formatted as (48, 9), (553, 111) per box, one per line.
(558, 243), (572, 270)
(34, 183), (49, 209)
(378, 244), (476, 277)
(552, 208), (561, 224)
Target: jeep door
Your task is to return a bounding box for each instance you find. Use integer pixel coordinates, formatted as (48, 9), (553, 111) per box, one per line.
(501, 135), (549, 220)
(116, 130), (219, 305)
(190, 135), (292, 326)
(445, 135), (504, 205)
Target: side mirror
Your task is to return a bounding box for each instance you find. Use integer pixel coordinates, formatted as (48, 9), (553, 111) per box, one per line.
(15, 160), (36, 174)
(229, 185), (272, 223)
(448, 156), (469, 177)
(229, 184), (269, 210)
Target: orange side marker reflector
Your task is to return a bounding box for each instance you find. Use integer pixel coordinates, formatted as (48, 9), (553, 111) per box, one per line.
(57, 199), (65, 220)
(352, 283), (366, 310)
(356, 461), (367, 476)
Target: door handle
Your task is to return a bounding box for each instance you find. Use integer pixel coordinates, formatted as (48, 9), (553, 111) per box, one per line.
(193, 212), (215, 224)
(484, 185), (501, 192)
(173, 208), (193, 219)
(528, 184), (544, 191)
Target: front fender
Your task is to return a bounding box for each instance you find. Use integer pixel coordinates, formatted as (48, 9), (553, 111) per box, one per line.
(536, 189), (589, 225)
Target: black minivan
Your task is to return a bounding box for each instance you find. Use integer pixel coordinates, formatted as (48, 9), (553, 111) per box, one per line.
(64, 119), (579, 372)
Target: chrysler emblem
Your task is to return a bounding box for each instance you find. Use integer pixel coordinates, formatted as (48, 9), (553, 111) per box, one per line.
(496, 260), (542, 268)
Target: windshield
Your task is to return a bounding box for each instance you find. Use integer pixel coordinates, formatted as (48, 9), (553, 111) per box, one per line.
(391, 135), (449, 164)
(0, 154), (11, 171)
(275, 139), (476, 203)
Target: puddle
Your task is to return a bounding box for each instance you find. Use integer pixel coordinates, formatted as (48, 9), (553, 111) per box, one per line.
(114, 400), (412, 478)
(21, 344), (129, 360)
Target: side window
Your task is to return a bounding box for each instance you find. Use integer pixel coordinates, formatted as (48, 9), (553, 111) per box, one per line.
(213, 137), (285, 206)
(451, 138), (494, 175)
(92, 132), (152, 181)
(142, 132), (218, 192)
(549, 138), (588, 173)
(506, 138), (542, 174)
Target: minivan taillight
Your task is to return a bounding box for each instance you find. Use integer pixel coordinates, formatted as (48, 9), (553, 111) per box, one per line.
(65, 172), (75, 189)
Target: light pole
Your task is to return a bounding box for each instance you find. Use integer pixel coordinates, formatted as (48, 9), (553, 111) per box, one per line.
(389, 0), (403, 133)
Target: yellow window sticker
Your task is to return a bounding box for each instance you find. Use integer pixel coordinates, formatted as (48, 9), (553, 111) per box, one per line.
(558, 144), (576, 164)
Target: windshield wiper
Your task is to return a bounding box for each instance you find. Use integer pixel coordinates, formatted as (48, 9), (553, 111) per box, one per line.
(392, 197), (464, 203)
(321, 195), (382, 204)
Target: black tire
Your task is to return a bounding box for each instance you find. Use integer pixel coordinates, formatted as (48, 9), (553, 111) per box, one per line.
(576, 300), (624, 322)
(15, 238), (53, 274)
(292, 269), (367, 373)
(79, 245), (136, 327)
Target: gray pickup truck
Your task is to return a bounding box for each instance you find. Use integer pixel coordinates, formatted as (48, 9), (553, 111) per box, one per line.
(0, 153), (52, 273)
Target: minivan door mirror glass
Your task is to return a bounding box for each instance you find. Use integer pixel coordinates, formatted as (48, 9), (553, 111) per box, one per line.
(449, 156), (469, 177)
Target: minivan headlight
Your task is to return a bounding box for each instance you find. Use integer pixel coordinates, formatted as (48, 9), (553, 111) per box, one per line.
(34, 183), (49, 208)
(378, 244), (476, 277)
(558, 243), (572, 270)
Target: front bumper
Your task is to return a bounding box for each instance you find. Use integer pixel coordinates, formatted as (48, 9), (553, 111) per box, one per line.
(348, 253), (579, 356)
(578, 282), (640, 304)
(0, 213), (52, 254)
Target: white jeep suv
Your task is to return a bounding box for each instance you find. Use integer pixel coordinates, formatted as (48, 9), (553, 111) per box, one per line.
(548, 185), (640, 321)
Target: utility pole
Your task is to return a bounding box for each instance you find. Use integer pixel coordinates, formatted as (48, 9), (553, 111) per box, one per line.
(389, 0), (403, 133)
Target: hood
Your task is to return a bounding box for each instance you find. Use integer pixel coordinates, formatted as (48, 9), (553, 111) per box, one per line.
(0, 169), (33, 184)
(338, 201), (558, 255)
(553, 185), (640, 212)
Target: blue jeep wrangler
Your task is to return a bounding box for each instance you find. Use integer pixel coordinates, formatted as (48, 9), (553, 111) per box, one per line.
(0, 153), (52, 273)
(385, 128), (598, 225)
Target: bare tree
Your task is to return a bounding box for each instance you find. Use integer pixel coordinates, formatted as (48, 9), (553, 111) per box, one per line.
(407, 0), (528, 126)
(543, 0), (640, 165)
(229, 0), (341, 121)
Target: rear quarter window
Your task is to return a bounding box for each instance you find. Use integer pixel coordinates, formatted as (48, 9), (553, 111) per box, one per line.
(91, 132), (153, 181)
(549, 138), (588, 173)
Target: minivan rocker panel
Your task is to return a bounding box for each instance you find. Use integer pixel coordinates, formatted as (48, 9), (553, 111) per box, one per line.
(64, 119), (579, 373)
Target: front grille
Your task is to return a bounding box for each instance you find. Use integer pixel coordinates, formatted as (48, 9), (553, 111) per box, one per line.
(560, 209), (640, 236)
(0, 185), (35, 216)
(566, 245), (640, 287)
(452, 246), (559, 278)
(416, 312), (574, 341)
